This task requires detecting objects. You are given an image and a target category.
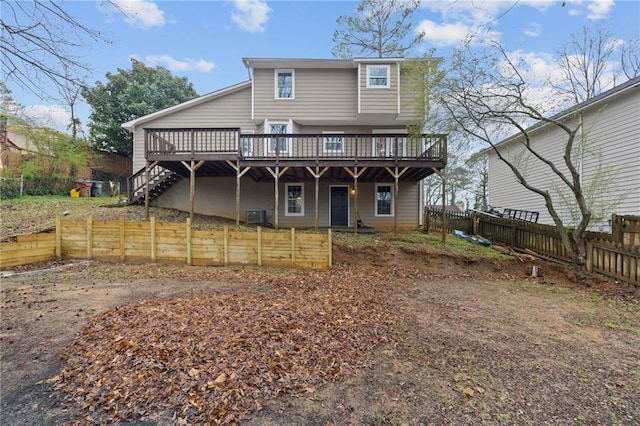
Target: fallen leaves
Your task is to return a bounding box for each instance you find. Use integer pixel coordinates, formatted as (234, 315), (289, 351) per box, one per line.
(54, 265), (399, 424)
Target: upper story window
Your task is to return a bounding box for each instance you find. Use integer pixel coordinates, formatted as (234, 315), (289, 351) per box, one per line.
(275, 69), (295, 99)
(366, 65), (390, 88)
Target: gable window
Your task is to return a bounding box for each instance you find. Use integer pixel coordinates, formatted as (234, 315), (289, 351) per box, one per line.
(375, 183), (393, 216)
(285, 183), (304, 216)
(366, 65), (390, 88)
(275, 69), (294, 99)
(323, 131), (344, 154)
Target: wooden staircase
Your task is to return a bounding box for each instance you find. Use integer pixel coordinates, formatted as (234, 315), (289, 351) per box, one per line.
(127, 164), (181, 205)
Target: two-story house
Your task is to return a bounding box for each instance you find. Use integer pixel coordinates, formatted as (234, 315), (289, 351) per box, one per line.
(123, 57), (447, 230)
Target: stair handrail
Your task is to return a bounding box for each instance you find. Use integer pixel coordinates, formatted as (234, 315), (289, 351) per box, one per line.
(127, 164), (174, 204)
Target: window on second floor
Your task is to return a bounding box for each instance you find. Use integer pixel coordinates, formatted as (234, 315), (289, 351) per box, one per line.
(275, 69), (294, 99)
(366, 65), (390, 88)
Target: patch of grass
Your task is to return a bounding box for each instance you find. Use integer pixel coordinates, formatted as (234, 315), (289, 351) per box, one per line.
(333, 230), (507, 260)
(604, 322), (639, 334)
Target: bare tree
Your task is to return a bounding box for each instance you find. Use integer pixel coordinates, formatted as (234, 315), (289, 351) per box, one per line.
(440, 28), (635, 266)
(620, 35), (640, 80)
(440, 43), (591, 264)
(1, 0), (106, 99)
(465, 152), (489, 211)
(555, 26), (640, 104)
(332, 0), (424, 58)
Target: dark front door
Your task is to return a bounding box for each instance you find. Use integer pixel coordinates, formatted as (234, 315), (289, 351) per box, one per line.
(330, 186), (349, 227)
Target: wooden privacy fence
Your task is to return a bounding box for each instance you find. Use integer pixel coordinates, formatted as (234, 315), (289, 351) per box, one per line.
(0, 216), (332, 269)
(423, 209), (639, 286)
(587, 239), (639, 284)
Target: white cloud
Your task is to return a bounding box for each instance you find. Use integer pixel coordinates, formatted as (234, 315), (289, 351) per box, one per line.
(20, 104), (71, 133)
(231, 0), (272, 33)
(523, 22), (541, 37)
(504, 50), (565, 85)
(561, 0), (615, 19)
(140, 54), (215, 72)
(586, 0), (615, 20)
(105, 0), (166, 29)
(417, 20), (501, 47)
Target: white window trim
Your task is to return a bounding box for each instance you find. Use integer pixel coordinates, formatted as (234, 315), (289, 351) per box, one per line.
(375, 183), (394, 217)
(264, 119), (293, 156)
(239, 129), (255, 157)
(366, 65), (390, 89)
(285, 183), (305, 217)
(322, 131), (344, 154)
(372, 129), (407, 158)
(274, 69), (295, 99)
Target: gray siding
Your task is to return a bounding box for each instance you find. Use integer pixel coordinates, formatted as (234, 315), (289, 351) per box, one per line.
(488, 87), (640, 231)
(153, 177), (421, 230)
(132, 87), (254, 172)
(253, 68), (357, 121)
(359, 63), (398, 114)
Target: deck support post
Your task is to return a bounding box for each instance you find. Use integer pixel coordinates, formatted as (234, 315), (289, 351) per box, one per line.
(143, 161), (160, 221)
(144, 161), (150, 220)
(343, 166), (367, 235)
(305, 166), (329, 230)
(266, 166), (289, 230)
(227, 161), (252, 226)
(385, 167), (409, 232)
(181, 160), (205, 222)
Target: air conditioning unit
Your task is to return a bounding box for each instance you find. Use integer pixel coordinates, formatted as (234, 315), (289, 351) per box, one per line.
(246, 209), (266, 224)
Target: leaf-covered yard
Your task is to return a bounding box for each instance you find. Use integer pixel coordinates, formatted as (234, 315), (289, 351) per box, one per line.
(1, 198), (639, 425)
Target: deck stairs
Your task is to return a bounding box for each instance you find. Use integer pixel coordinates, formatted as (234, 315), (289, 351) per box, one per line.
(127, 164), (181, 205)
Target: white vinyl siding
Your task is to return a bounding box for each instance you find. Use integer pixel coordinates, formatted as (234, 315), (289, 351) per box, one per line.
(488, 86), (640, 231)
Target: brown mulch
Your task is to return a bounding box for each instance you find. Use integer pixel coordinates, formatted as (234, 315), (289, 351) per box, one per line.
(52, 266), (400, 425)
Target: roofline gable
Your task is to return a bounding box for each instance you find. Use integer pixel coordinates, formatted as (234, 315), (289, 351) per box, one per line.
(494, 76), (640, 148)
(121, 80), (252, 130)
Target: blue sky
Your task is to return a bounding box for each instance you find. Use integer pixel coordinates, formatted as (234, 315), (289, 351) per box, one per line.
(5, 0), (640, 134)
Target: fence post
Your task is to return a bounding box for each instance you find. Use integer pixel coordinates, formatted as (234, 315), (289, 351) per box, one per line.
(150, 216), (156, 263)
(186, 217), (192, 266)
(119, 215), (125, 262)
(55, 215), (61, 260)
(223, 226), (229, 266)
(257, 226), (262, 266)
(291, 228), (296, 266)
(328, 228), (332, 267)
(586, 240), (593, 273)
(86, 215), (93, 259)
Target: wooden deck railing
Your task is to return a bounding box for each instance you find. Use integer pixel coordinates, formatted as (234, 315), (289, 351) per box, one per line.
(144, 128), (447, 163)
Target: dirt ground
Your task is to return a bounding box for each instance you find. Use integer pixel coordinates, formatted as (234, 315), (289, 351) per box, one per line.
(1, 246), (639, 425)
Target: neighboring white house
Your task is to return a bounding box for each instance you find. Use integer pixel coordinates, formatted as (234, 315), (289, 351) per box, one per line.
(487, 76), (640, 232)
